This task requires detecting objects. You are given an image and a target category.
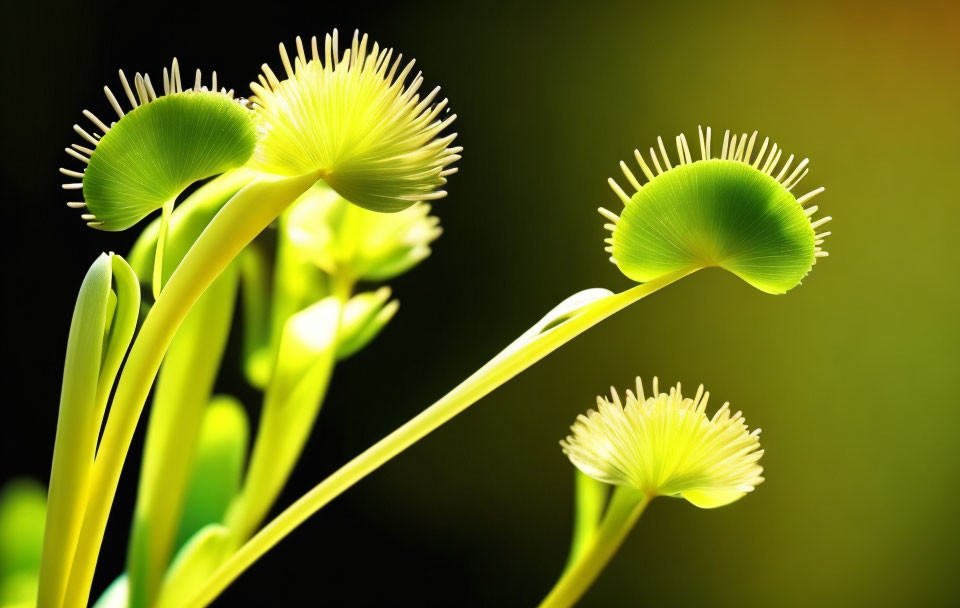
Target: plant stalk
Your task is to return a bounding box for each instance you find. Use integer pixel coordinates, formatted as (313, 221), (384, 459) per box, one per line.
(186, 268), (695, 606)
(540, 487), (649, 608)
(61, 170), (321, 608)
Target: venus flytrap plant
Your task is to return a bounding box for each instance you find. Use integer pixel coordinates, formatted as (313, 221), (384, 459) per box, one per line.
(541, 378), (764, 607)
(58, 31), (458, 607)
(34, 27), (832, 606)
(187, 126), (830, 605)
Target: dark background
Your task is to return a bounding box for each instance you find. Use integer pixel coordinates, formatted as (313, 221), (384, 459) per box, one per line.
(3, 0), (959, 606)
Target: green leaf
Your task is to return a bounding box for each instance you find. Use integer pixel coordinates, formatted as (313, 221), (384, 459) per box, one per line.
(225, 297), (341, 540)
(0, 479), (45, 606)
(82, 93), (256, 231)
(154, 525), (235, 608)
(613, 160), (816, 294)
(175, 396), (249, 549)
(37, 253), (139, 608)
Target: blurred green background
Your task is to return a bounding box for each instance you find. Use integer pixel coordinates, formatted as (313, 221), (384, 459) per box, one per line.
(3, 0), (958, 606)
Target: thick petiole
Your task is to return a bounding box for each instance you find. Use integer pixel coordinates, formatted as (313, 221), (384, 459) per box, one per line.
(539, 487), (649, 608)
(153, 199), (175, 300)
(186, 267), (696, 606)
(61, 169), (322, 608)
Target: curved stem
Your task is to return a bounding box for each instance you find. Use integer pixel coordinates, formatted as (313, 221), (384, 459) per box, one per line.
(37, 255), (113, 608)
(126, 169), (254, 608)
(540, 487), (649, 608)
(61, 170), (321, 608)
(566, 470), (609, 570)
(225, 296), (343, 541)
(186, 268), (695, 607)
(127, 264), (239, 608)
(152, 199), (175, 300)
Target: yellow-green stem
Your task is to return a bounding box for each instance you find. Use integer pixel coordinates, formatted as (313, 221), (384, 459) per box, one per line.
(224, 298), (342, 542)
(540, 487), (649, 608)
(186, 268), (695, 607)
(224, 244), (351, 542)
(37, 256), (112, 608)
(152, 199), (175, 301)
(61, 170), (321, 608)
(125, 169), (254, 608)
(127, 264), (239, 608)
(566, 470), (609, 570)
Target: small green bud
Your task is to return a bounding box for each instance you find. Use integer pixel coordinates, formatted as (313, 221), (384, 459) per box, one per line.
(286, 182), (442, 282)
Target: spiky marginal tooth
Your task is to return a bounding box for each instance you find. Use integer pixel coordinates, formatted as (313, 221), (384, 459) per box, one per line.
(65, 148), (89, 163)
(608, 178), (630, 204)
(597, 207), (620, 223)
(610, 127), (827, 211)
(620, 161), (642, 191)
(796, 187), (825, 206)
(785, 169), (809, 191)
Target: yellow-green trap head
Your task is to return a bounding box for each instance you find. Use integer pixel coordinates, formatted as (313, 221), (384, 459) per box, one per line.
(60, 60), (256, 231)
(248, 30), (461, 213)
(601, 127), (831, 294)
(561, 377), (764, 509)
